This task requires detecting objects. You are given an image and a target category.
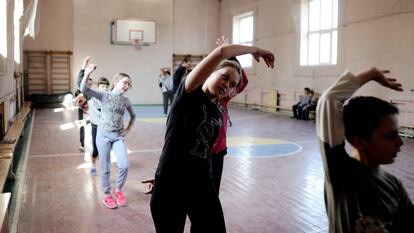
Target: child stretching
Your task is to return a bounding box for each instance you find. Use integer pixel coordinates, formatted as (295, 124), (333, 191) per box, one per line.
(150, 44), (274, 232)
(317, 67), (413, 232)
(80, 64), (136, 209)
(77, 56), (110, 175)
(211, 36), (249, 194)
(141, 37), (249, 195)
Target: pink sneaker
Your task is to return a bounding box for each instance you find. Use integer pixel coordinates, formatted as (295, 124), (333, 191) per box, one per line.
(114, 191), (127, 207)
(102, 195), (117, 209)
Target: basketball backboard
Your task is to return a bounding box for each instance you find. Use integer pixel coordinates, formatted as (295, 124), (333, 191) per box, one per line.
(110, 18), (156, 46)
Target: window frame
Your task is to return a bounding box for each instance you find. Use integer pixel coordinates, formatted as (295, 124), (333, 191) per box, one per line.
(14, 0), (23, 65)
(0, 0), (8, 75)
(231, 7), (257, 74)
(300, 0), (338, 67)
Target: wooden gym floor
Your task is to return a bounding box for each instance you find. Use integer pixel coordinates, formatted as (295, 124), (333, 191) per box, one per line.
(12, 106), (414, 233)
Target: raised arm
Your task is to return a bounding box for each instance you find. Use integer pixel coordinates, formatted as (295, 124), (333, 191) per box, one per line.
(80, 64), (104, 101)
(77, 56), (90, 87)
(317, 67), (402, 182)
(77, 70), (85, 88)
(316, 72), (360, 149)
(184, 44), (274, 93)
(317, 68), (402, 148)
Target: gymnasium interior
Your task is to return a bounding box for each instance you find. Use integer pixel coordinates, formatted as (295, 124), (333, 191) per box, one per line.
(1, 0), (414, 232)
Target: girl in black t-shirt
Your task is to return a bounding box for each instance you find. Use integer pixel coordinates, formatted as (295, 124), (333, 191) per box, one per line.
(150, 44), (275, 233)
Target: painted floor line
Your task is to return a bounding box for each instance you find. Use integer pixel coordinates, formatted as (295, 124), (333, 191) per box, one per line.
(30, 148), (163, 158)
(231, 114), (273, 121)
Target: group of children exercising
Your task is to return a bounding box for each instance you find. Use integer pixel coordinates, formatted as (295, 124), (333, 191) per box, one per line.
(74, 37), (413, 232)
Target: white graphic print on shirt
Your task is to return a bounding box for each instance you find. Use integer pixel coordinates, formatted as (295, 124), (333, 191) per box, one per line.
(189, 104), (222, 159)
(101, 94), (126, 131)
(355, 213), (391, 233)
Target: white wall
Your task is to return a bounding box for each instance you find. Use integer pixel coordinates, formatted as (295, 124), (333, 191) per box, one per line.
(220, 0), (414, 101)
(73, 0), (173, 104)
(0, 0), (16, 98)
(72, 0), (220, 104)
(21, 0), (221, 104)
(16, 0), (414, 104)
(23, 0), (73, 51)
(173, 0), (220, 54)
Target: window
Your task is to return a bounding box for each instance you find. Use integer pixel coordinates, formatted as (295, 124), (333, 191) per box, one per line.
(0, 0), (7, 74)
(14, 0), (23, 64)
(232, 11), (254, 68)
(300, 0), (338, 66)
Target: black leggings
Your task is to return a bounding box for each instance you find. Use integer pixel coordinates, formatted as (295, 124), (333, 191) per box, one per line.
(151, 172), (226, 233)
(78, 109), (84, 147)
(91, 123), (98, 158)
(211, 150), (227, 194)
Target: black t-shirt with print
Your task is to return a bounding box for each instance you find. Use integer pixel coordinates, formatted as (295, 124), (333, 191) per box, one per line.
(155, 82), (223, 179)
(323, 144), (414, 233)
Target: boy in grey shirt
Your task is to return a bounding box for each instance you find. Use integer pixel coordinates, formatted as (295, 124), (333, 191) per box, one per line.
(317, 67), (414, 232)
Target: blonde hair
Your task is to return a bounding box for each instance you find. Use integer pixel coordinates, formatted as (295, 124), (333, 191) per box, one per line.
(111, 73), (131, 90)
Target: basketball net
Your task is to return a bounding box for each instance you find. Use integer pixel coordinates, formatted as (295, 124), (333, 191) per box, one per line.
(133, 39), (143, 50)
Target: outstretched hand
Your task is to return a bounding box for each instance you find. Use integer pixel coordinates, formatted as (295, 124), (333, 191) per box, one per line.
(82, 56), (90, 70)
(374, 70), (403, 92)
(85, 64), (97, 75)
(141, 178), (155, 195)
(252, 48), (275, 69)
(360, 68), (403, 92)
(216, 36), (230, 47)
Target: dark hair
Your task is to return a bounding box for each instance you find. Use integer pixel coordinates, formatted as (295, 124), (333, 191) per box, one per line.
(97, 77), (110, 86)
(343, 96), (399, 142)
(165, 71), (171, 76)
(304, 87), (311, 92)
(227, 56), (239, 63)
(182, 55), (191, 64)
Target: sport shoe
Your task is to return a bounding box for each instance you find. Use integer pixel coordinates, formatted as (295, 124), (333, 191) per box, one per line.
(102, 195), (117, 209)
(114, 191), (127, 207)
(90, 167), (97, 176)
(78, 146), (85, 152)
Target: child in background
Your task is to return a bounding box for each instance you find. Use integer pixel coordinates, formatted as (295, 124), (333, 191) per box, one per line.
(158, 68), (173, 116)
(74, 82), (91, 152)
(172, 55), (192, 95)
(76, 56), (110, 175)
(89, 77), (110, 175)
(80, 64), (136, 209)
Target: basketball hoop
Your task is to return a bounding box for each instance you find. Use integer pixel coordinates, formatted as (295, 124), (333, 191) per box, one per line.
(133, 39), (143, 50)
